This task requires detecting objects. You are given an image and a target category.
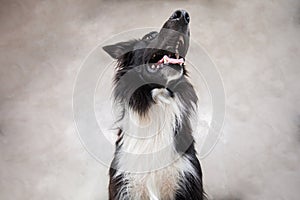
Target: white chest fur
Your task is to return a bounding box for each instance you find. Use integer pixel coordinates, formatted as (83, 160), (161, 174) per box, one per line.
(115, 89), (195, 200)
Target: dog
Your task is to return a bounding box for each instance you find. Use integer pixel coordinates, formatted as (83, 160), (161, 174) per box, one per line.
(103, 10), (205, 200)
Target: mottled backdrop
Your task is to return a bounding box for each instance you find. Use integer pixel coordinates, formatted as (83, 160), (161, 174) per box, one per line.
(0, 0), (300, 200)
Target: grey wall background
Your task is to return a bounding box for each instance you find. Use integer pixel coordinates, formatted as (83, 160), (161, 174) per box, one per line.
(1, 0), (300, 199)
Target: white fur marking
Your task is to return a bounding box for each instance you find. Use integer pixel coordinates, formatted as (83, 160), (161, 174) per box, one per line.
(166, 68), (183, 84)
(115, 89), (196, 200)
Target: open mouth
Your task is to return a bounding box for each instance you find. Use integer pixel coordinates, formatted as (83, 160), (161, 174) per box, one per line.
(146, 9), (189, 70)
(148, 50), (185, 69)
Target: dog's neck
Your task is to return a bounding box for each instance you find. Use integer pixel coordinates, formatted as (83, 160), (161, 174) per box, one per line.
(117, 89), (184, 172)
(115, 89), (197, 199)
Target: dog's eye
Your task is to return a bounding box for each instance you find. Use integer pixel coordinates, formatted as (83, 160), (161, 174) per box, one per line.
(147, 64), (157, 73)
(142, 31), (158, 41)
(146, 64), (163, 73)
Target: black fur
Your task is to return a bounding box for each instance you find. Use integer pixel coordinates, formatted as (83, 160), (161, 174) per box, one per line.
(104, 10), (205, 200)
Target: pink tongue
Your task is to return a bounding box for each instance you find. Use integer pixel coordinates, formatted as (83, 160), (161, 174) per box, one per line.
(157, 55), (184, 65)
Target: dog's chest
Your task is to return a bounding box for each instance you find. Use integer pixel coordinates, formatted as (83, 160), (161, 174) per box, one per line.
(116, 95), (188, 199)
(125, 165), (181, 200)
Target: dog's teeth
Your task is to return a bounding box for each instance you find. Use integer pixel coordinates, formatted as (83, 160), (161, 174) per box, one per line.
(151, 64), (155, 69)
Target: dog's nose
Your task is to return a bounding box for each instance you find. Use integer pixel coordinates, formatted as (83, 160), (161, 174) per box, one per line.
(170, 10), (190, 24)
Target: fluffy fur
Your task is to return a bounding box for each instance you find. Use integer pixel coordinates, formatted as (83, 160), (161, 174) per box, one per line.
(103, 10), (205, 200)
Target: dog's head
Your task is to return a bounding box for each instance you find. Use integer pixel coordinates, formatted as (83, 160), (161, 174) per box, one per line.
(103, 10), (190, 86)
(103, 10), (193, 115)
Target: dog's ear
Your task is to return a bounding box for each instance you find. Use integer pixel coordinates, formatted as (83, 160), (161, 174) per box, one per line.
(103, 40), (136, 59)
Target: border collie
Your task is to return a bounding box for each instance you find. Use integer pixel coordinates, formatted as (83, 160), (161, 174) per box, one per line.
(103, 10), (205, 200)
